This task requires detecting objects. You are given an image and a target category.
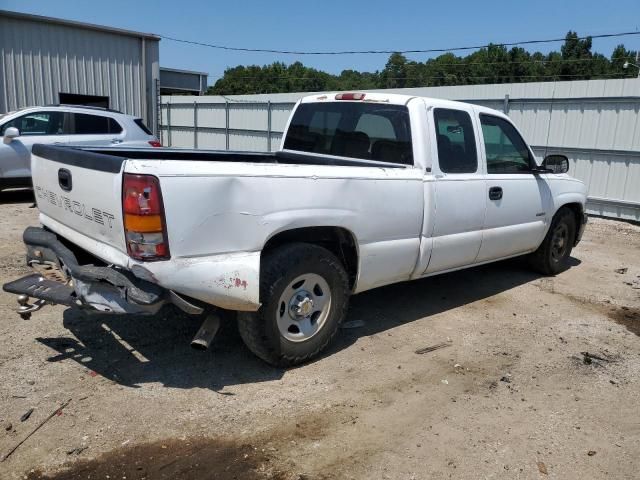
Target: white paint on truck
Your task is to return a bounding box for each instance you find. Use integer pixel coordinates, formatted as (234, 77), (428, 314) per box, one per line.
(29, 92), (587, 312)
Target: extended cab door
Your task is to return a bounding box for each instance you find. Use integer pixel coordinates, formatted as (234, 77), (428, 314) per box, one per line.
(0, 111), (68, 182)
(475, 113), (552, 262)
(423, 106), (486, 274)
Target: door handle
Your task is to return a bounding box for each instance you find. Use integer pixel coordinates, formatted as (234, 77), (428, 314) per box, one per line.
(111, 138), (123, 144)
(489, 186), (503, 200)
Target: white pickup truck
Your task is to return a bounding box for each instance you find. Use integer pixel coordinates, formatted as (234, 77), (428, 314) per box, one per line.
(3, 92), (587, 366)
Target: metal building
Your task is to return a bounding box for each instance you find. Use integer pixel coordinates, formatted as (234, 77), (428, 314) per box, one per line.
(0, 10), (160, 133)
(160, 68), (208, 96)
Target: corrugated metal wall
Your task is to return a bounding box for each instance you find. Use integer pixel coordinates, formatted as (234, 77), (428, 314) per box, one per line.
(160, 78), (640, 221)
(0, 12), (160, 131)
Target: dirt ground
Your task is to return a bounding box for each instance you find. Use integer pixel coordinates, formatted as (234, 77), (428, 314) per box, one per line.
(0, 188), (638, 480)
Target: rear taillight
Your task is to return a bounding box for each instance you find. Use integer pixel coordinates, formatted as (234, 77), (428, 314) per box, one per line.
(122, 173), (170, 261)
(148, 140), (162, 147)
(335, 92), (365, 100)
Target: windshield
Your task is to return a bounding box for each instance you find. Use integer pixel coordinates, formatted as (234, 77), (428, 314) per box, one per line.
(283, 102), (413, 165)
(0, 111), (17, 123)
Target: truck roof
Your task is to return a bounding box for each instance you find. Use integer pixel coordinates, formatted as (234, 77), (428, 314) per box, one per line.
(299, 91), (508, 118)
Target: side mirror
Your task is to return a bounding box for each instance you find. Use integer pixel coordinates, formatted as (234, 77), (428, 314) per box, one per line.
(542, 154), (569, 174)
(3, 127), (20, 144)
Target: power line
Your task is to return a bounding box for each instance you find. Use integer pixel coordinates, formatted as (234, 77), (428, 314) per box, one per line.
(160, 30), (640, 56)
(213, 72), (634, 82)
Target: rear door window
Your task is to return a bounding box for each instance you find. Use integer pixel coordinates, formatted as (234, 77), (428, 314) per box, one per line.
(284, 102), (413, 165)
(70, 113), (122, 135)
(433, 108), (478, 173)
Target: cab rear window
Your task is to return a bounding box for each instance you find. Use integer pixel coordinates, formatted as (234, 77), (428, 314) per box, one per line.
(284, 102), (413, 165)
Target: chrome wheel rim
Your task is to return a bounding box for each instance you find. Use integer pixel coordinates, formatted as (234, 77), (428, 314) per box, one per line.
(276, 273), (332, 342)
(550, 223), (569, 261)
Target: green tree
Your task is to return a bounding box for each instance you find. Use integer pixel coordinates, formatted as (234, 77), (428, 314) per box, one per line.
(380, 53), (409, 88)
(207, 32), (635, 95)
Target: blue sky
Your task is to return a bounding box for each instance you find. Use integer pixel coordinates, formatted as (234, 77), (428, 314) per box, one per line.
(2, 0), (639, 85)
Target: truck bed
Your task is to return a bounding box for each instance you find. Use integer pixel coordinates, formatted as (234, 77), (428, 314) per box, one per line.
(33, 144), (407, 170)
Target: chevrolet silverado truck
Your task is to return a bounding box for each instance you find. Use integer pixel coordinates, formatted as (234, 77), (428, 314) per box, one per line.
(3, 92), (588, 366)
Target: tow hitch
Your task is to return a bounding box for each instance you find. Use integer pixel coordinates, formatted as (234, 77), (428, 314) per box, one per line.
(4, 272), (77, 319)
(17, 295), (47, 320)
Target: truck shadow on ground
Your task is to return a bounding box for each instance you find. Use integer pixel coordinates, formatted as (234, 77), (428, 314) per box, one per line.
(36, 257), (580, 391)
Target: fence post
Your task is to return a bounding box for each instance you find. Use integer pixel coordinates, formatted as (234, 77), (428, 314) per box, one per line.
(503, 94), (510, 115)
(155, 78), (162, 140)
(167, 104), (172, 147)
(193, 101), (198, 149)
(225, 101), (230, 150)
(267, 101), (272, 152)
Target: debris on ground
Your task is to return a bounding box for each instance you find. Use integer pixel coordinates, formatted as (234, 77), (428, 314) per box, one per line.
(415, 342), (451, 354)
(20, 408), (34, 422)
(341, 320), (366, 329)
(537, 461), (548, 475)
(66, 446), (88, 456)
(614, 267), (628, 274)
(587, 450), (597, 456)
(581, 352), (609, 365)
(500, 376), (511, 383)
(1, 399), (71, 462)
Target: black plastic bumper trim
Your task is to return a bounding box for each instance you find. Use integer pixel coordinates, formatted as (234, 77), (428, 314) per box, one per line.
(21, 226), (163, 305)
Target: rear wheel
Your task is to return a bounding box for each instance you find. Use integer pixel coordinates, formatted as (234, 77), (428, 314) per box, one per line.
(238, 243), (350, 366)
(529, 207), (576, 275)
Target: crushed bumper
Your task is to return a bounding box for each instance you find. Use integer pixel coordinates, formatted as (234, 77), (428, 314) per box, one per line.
(3, 227), (167, 316)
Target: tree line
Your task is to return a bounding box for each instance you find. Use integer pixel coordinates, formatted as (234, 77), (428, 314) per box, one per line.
(208, 32), (638, 95)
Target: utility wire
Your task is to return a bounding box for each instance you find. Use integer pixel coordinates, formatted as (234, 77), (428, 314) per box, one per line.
(160, 31), (640, 56)
(212, 72), (634, 82)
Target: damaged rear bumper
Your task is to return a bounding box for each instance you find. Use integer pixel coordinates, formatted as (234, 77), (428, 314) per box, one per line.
(3, 227), (168, 316)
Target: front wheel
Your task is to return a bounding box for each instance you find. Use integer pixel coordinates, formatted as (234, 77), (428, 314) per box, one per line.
(238, 243), (350, 366)
(529, 207), (577, 275)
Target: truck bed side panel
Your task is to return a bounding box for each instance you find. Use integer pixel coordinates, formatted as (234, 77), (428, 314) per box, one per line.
(126, 159), (424, 295)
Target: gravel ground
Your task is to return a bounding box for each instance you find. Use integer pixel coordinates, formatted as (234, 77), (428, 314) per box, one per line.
(0, 188), (638, 480)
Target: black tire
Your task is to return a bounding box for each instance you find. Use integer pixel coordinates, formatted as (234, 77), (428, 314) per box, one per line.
(529, 207), (577, 275)
(238, 243), (350, 367)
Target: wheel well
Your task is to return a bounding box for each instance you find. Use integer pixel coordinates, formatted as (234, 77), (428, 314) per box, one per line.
(263, 227), (359, 288)
(558, 202), (583, 243)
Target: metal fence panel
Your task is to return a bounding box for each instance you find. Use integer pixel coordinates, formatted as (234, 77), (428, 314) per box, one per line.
(198, 104), (226, 129)
(229, 131), (269, 151)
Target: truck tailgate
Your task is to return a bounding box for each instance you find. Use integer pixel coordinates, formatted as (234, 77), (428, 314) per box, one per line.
(31, 144), (127, 256)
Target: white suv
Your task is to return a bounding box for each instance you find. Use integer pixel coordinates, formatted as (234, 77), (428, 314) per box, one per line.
(0, 105), (160, 190)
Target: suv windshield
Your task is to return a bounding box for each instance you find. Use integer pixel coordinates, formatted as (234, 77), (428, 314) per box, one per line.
(284, 102), (413, 165)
